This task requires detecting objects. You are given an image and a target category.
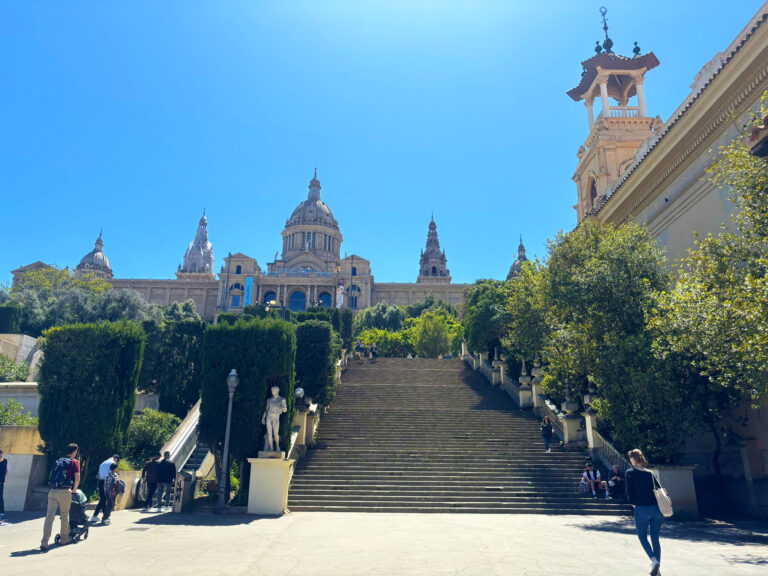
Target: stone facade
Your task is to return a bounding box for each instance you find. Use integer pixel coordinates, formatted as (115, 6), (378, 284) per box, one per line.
(13, 172), (473, 320)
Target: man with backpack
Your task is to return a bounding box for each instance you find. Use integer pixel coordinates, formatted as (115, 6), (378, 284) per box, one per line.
(91, 453), (120, 523)
(41, 443), (80, 551)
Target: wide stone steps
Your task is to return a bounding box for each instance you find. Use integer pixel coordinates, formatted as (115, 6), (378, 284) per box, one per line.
(288, 358), (629, 514)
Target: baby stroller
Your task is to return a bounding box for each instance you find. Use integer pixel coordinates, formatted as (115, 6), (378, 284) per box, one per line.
(55, 490), (89, 544)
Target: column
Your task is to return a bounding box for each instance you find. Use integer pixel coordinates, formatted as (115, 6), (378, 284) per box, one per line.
(585, 98), (595, 129)
(635, 78), (647, 117)
(599, 74), (610, 118)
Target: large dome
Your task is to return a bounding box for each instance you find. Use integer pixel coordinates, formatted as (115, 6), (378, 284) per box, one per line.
(78, 232), (111, 271)
(285, 171), (339, 231)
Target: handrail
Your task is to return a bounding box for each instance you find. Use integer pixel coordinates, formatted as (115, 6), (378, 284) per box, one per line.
(592, 428), (630, 470)
(161, 399), (201, 471)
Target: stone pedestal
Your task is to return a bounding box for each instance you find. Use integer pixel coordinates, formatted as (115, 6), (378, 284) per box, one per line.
(561, 415), (584, 446)
(491, 360), (503, 386)
(305, 411), (317, 447)
(582, 411), (596, 449)
(649, 465), (699, 519)
(531, 381), (543, 409)
(247, 456), (294, 515)
(292, 410), (307, 449)
(518, 375), (532, 409)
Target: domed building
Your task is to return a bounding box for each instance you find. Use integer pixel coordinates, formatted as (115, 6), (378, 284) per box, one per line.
(75, 232), (113, 280)
(506, 237), (528, 280)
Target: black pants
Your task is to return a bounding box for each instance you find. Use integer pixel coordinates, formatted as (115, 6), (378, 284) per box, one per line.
(145, 482), (158, 508)
(93, 479), (107, 516)
(0, 482), (5, 517)
(102, 496), (114, 521)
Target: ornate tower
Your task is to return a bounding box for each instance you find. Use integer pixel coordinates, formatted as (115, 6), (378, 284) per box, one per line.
(568, 8), (661, 222)
(417, 216), (451, 284)
(75, 231), (113, 280)
(506, 237), (528, 280)
(177, 211), (215, 280)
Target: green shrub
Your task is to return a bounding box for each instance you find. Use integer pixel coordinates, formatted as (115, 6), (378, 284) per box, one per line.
(216, 313), (240, 325)
(0, 398), (38, 425)
(0, 303), (22, 333)
(353, 302), (405, 334)
(295, 320), (341, 406)
(124, 408), (181, 468)
(358, 328), (415, 357)
(199, 319), (296, 460)
(0, 353), (30, 382)
(340, 309), (354, 350)
(37, 322), (145, 481)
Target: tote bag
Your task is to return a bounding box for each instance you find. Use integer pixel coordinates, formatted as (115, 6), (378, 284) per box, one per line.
(652, 474), (674, 517)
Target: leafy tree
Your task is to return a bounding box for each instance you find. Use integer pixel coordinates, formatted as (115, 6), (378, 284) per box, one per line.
(357, 327), (415, 357)
(0, 353), (30, 382)
(463, 280), (512, 359)
(124, 409), (181, 467)
(409, 309), (462, 358)
(0, 303), (23, 333)
(405, 295), (458, 319)
(37, 322), (145, 481)
(0, 398), (38, 426)
(353, 302), (405, 334)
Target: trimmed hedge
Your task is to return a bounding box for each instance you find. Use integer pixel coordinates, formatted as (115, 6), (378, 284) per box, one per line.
(295, 320), (341, 406)
(199, 319), (296, 459)
(38, 322), (145, 481)
(340, 309), (354, 350)
(0, 303), (22, 333)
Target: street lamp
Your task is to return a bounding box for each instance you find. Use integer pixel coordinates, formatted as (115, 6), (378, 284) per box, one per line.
(215, 368), (239, 514)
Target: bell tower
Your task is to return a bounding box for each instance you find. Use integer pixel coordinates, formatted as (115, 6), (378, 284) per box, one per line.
(568, 7), (661, 222)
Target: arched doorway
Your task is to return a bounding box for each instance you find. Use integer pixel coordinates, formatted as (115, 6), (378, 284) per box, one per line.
(318, 292), (332, 308)
(289, 291), (307, 312)
(263, 291), (277, 305)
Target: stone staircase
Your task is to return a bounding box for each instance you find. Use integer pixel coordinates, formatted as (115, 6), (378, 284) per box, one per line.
(288, 358), (630, 514)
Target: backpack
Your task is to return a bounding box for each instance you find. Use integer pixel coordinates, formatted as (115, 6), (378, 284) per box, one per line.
(49, 457), (72, 488)
(110, 479), (126, 500)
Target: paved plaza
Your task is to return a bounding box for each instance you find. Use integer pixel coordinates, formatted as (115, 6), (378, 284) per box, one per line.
(1, 509), (766, 575)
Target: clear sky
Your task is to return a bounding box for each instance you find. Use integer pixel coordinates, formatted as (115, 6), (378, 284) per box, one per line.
(1, 1), (764, 286)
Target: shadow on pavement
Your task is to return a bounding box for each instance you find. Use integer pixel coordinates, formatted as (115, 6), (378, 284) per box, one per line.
(577, 518), (768, 564)
(10, 548), (51, 558)
(133, 511), (264, 527)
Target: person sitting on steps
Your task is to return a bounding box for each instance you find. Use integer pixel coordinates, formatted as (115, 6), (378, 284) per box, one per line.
(583, 463), (609, 499)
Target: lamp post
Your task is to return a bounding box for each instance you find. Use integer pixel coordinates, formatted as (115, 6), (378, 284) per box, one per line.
(216, 368), (239, 514)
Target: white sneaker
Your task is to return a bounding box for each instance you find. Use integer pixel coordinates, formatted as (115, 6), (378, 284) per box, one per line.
(650, 558), (660, 576)
(102, 518), (110, 525)
(89, 515), (100, 523)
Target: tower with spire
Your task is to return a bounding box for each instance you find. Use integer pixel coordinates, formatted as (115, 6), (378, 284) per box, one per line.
(568, 7), (662, 222)
(177, 211), (215, 280)
(417, 215), (451, 284)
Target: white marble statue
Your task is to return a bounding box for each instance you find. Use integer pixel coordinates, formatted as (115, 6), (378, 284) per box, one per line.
(261, 386), (287, 452)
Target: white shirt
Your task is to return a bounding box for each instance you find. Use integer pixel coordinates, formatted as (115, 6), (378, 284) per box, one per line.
(97, 457), (115, 480)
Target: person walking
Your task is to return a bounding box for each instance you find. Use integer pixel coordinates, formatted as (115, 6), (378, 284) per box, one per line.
(0, 448), (9, 526)
(40, 443), (80, 550)
(626, 448), (664, 576)
(101, 463), (119, 525)
(142, 454), (161, 511)
(155, 451), (176, 511)
(540, 416), (554, 453)
(91, 453), (120, 523)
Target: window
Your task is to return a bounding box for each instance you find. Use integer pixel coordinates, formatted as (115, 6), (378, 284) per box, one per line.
(235, 265), (242, 275)
(289, 291), (306, 312)
(432, 266), (437, 275)
(351, 266), (357, 277)
(231, 295), (241, 307)
(263, 291), (277, 305)
(318, 292), (332, 308)
(311, 232), (316, 249)
(588, 178), (598, 208)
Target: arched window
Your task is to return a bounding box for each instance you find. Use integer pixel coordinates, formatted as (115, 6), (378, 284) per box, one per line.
(230, 283), (244, 292)
(235, 265), (242, 275)
(588, 178), (598, 208)
(351, 266), (357, 277)
(318, 292), (332, 308)
(263, 291), (277, 305)
(289, 291), (307, 312)
(431, 266), (437, 275)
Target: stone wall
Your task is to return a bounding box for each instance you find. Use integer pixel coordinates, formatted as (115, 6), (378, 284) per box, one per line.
(110, 278), (219, 321)
(0, 383), (41, 417)
(371, 283), (469, 307)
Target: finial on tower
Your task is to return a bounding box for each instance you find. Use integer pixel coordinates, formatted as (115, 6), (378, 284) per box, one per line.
(599, 6), (613, 54)
(633, 41), (641, 57)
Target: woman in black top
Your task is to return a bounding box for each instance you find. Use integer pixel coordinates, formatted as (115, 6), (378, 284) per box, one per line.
(625, 449), (663, 576)
(540, 417), (554, 453)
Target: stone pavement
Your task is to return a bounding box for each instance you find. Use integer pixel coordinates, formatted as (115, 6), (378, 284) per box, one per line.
(1, 509), (766, 576)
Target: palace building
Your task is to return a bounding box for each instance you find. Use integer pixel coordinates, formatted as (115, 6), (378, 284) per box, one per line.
(16, 171), (489, 321)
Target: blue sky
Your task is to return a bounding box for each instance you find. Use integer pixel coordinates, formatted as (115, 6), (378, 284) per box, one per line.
(0, 1), (763, 286)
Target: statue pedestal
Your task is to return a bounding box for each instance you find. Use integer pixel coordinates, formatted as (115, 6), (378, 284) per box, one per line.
(247, 456), (294, 515)
(561, 414), (585, 447)
(518, 375), (532, 409)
